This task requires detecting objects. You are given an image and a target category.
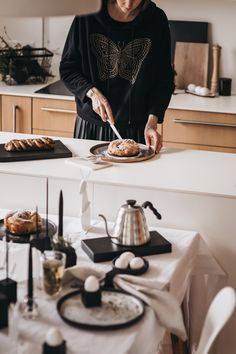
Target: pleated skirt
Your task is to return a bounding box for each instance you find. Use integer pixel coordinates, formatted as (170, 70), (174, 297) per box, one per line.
(74, 116), (145, 144)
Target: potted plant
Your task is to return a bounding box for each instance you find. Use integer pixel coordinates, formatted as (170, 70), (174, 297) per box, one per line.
(52, 235), (77, 269)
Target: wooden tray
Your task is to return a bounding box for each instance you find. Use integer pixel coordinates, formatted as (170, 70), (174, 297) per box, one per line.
(81, 230), (172, 262)
(90, 143), (155, 163)
(185, 89), (216, 98)
(0, 140), (72, 162)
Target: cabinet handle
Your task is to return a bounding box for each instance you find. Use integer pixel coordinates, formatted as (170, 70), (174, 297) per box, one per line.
(41, 107), (77, 114)
(173, 118), (236, 128)
(12, 105), (19, 133)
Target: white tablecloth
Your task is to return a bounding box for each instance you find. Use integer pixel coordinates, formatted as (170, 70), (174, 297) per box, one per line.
(0, 216), (226, 354)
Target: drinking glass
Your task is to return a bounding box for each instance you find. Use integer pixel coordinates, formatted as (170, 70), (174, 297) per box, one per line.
(41, 251), (65, 297)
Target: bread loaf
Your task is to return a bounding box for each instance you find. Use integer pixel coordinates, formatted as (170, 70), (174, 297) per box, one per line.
(4, 137), (55, 152)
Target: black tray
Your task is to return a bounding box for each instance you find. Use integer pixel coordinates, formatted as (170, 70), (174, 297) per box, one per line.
(0, 140), (72, 162)
(0, 218), (57, 244)
(57, 288), (144, 330)
(81, 230), (172, 262)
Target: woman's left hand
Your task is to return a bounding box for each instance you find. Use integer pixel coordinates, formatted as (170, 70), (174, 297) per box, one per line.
(144, 115), (162, 154)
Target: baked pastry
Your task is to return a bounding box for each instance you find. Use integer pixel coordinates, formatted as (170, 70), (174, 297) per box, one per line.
(4, 137), (55, 152)
(107, 139), (140, 157)
(4, 209), (43, 235)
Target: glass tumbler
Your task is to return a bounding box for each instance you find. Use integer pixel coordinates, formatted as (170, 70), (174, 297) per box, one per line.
(41, 251), (66, 297)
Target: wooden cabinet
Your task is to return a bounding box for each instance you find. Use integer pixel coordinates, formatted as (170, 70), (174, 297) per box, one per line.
(163, 109), (236, 153)
(32, 98), (76, 138)
(1, 95), (32, 133)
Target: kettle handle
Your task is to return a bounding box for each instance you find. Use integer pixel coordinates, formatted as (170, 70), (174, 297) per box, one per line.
(142, 201), (162, 220)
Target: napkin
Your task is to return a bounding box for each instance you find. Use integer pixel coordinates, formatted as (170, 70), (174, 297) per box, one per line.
(79, 179), (91, 232)
(66, 157), (113, 171)
(62, 265), (187, 341)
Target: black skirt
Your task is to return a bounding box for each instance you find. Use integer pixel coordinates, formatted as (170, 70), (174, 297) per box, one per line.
(74, 116), (145, 144)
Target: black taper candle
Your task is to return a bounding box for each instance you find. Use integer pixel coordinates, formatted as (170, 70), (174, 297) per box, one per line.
(58, 190), (63, 237)
(36, 205), (39, 239)
(46, 178), (49, 238)
(27, 240), (33, 302)
(6, 232), (9, 278)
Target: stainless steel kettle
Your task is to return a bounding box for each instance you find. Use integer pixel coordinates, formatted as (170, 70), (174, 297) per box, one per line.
(99, 200), (161, 246)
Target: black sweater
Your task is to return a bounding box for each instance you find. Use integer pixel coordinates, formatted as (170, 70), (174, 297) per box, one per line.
(60, 0), (174, 128)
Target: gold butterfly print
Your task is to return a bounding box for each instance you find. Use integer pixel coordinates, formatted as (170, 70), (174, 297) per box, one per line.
(90, 33), (151, 84)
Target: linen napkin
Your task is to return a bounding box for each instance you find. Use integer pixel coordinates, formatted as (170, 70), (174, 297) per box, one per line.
(62, 265), (187, 341)
(66, 157), (113, 171)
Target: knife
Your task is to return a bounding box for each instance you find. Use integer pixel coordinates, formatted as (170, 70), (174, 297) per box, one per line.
(108, 121), (122, 140)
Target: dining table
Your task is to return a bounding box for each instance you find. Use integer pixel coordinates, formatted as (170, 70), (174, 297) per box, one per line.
(0, 213), (226, 354)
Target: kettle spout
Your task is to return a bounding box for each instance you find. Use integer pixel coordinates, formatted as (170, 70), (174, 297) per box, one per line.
(98, 214), (113, 238)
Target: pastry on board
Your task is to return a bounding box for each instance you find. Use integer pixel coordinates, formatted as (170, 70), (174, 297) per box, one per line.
(4, 137), (55, 152)
(4, 209), (43, 235)
(107, 139), (140, 157)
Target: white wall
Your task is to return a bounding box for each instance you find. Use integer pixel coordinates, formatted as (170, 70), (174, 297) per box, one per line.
(0, 1), (236, 92)
(156, 0), (236, 93)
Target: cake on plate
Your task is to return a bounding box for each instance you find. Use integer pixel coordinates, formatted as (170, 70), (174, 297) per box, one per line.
(107, 139), (140, 157)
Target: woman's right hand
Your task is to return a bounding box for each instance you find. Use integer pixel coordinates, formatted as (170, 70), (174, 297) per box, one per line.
(86, 87), (115, 124)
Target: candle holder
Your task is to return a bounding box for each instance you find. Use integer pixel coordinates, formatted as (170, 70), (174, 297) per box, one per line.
(19, 237), (39, 319)
(0, 233), (17, 304)
(0, 292), (8, 328)
(19, 296), (39, 320)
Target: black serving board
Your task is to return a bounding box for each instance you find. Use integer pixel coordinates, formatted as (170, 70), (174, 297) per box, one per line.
(0, 140), (72, 162)
(81, 231), (172, 263)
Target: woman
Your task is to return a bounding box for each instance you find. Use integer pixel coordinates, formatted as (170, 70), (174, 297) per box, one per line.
(60, 0), (174, 153)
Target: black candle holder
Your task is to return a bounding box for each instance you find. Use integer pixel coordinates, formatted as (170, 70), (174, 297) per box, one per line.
(0, 278), (17, 305)
(0, 233), (17, 304)
(0, 292), (8, 329)
(43, 340), (66, 354)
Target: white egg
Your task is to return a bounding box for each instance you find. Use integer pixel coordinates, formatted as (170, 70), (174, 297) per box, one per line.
(119, 251), (135, 263)
(195, 86), (202, 95)
(187, 83), (196, 92)
(199, 87), (210, 96)
(115, 257), (129, 269)
(84, 275), (100, 292)
(46, 327), (63, 346)
(129, 257), (145, 270)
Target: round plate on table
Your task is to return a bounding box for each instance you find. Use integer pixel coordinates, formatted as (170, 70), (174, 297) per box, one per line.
(89, 143), (155, 163)
(0, 218), (57, 243)
(57, 289), (144, 330)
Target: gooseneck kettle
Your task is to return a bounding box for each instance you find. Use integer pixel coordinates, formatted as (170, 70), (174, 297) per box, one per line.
(99, 200), (161, 246)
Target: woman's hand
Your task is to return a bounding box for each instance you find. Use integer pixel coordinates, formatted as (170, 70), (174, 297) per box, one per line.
(86, 87), (115, 124)
(144, 115), (162, 154)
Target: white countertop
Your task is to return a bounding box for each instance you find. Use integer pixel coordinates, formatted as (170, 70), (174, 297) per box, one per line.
(169, 91), (236, 115)
(0, 80), (236, 113)
(0, 132), (235, 198)
(0, 79), (74, 101)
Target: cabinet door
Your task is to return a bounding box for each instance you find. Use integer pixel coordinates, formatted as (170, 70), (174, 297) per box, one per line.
(163, 109), (236, 153)
(33, 98), (76, 138)
(1, 95), (32, 133)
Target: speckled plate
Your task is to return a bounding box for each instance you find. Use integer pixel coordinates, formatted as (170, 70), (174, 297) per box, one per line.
(57, 289), (144, 329)
(89, 143), (155, 163)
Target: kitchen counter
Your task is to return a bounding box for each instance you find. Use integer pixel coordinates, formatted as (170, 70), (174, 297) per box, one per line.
(0, 132), (235, 354)
(0, 78), (75, 101)
(1, 80), (236, 114)
(0, 132), (235, 198)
